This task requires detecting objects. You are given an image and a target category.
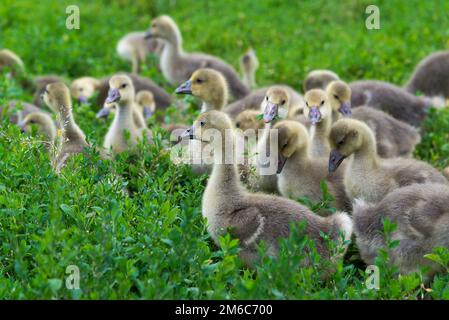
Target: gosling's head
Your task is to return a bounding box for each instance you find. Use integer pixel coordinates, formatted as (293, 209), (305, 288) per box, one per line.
(182, 110), (233, 143)
(261, 86), (291, 123)
(235, 110), (264, 133)
(329, 118), (371, 173)
(145, 15), (180, 43)
(105, 75), (135, 106)
(18, 112), (56, 141)
(136, 90), (156, 120)
(0, 49), (25, 73)
(175, 68), (228, 109)
(303, 89), (331, 125)
(70, 77), (99, 104)
(303, 69), (340, 92)
(240, 48), (259, 73)
(326, 80), (352, 117)
(273, 120), (309, 174)
(42, 82), (72, 114)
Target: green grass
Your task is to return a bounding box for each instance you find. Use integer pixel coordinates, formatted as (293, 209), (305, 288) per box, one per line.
(1, 0), (449, 299)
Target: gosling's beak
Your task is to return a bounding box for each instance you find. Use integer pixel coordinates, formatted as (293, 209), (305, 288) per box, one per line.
(277, 153), (287, 174)
(263, 101), (279, 123)
(180, 126), (195, 140)
(105, 88), (120, 104)
(96, 107), (111, 119)
(175, 80), (192, 95)
(144, 30), (152, 39)
(329, 149), (346, 173)
(18, 121), (26, 133)
(143, 106), (153, 120)
(78, 96), (88, 104)
(308, 106), (322, 125)
(339, 101), (352, 117)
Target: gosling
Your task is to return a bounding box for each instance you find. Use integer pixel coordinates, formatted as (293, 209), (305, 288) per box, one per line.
(18, 112), (57, 149)
(275, 120), (350, 213)
(350, 80), (442, 127)
(42, 83), (89, 173)
(103, 75), (153, 155)
(405, 50), (449, 99)
(224, 85), (304, 120)
(353, 183), (449, 278)
(240, 48), (259, 89)
(327, 80), (421, 158)
(328, 118), (447, 203)
(303, 69), (340, 92)
(303, 89), (333, 158)
(116, 31), (164, 74)
(146, 15), (249, 99)
(175, 68), (229, 112)
(70, 73), (172, 109)
(183, 110), (353, 267)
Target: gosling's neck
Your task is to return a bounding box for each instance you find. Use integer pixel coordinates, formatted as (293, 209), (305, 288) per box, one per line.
(115, 100), (136, 129)
(351, 134), (379, 171)
(58, 105), (85, 143)
(310, 115), (332, 156)
(314, 114), (332, 138)
(208, 132), (242, 193)
(161, 31), (184, 65)
(288, 143), (312, 171)
(201, 93), (227, 112)
(242, 68), (256, 89)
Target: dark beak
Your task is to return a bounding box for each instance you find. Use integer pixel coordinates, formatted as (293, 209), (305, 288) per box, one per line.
(339, 101), (352, 117)
(309, 106), (322, 125)
(263, 101), (279, 123)
(180, 126), (195, 140)
(105, 88), (120, 104)
(78, 96), (88, 104)
(329, 149), (346, 173)
(18, 121), (26, 133)
(144, 30), (152, 39)
(143, 106), (153, 120)
(277, 153), (287, 174)
(175, 80), (192, 95)
(96, 107), (111, 119)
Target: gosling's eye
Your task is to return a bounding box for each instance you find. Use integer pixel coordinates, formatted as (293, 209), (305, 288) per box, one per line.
(265, 96), (268, 101)
(30, 120), (35, 124)
(200, 121), (205, 127)
(333, 95), (339, 100)
(121, 84), (127, 89)
(281, 100), (286, 105)
(320, 100), (325, 106)
(236, 122), (240, 128)
(338, 139), (345, 146)
(282, 142), (288, 148)
(305, 102), (309, 107)
(196, 78), (204, 84)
